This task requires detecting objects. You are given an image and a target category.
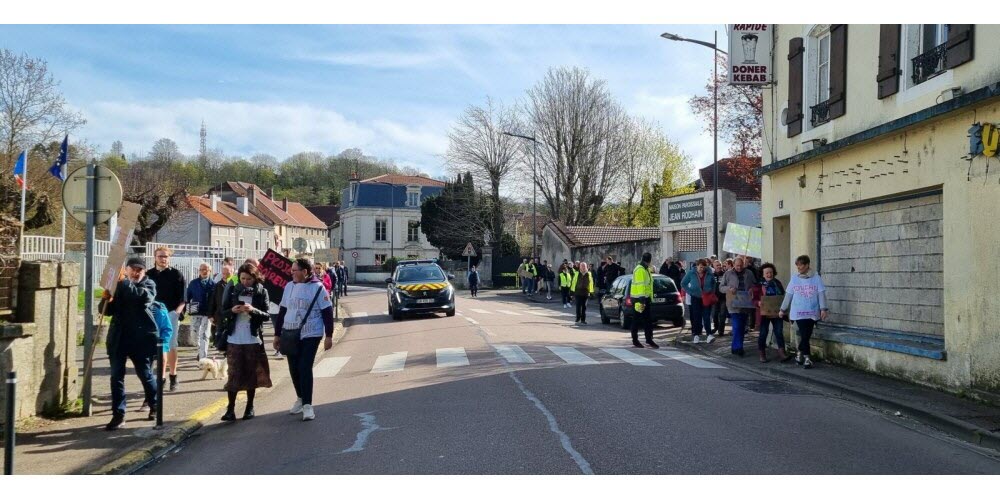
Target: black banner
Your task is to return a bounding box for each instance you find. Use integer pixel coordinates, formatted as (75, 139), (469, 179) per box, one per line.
(259, 249), (294, 304)
(667, 198), (705, 223)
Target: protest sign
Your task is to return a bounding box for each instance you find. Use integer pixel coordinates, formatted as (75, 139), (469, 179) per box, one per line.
(259, 249), (294, 304)
(99, 201), (141, 296)
(722, 222), (763, 258)
(760, 295), (784, 317)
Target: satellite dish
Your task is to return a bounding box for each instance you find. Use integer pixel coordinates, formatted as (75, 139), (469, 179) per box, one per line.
(780, 107), (789, 126)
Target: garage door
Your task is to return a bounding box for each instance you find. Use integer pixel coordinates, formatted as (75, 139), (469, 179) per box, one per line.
(818, 192), (943, 337)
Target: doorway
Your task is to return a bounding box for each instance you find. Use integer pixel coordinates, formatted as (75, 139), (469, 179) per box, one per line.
(773, 216), (791, 277)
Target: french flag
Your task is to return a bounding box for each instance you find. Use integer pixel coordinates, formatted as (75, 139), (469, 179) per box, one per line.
(12, 150), (26, 189)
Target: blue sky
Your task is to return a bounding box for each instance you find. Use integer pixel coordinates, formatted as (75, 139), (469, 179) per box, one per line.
(3, 24), (730, 176)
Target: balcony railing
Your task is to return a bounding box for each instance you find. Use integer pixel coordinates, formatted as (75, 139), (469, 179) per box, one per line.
(911, 42), (948, 85)
(810, 98), (832, 127)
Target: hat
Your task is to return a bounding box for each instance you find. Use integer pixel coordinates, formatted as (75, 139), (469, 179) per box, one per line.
(126, 257), (146, 269)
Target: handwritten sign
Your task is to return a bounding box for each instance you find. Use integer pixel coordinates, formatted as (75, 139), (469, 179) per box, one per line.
(100, 201), (141, 296)
(722, 222), (763, 258)
(258, 249), (294, 304)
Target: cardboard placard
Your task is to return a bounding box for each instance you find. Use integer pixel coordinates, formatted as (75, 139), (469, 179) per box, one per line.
(760, 295), (784, 317)
(314, 248), (341, 264)
(100, 201), (142, 296)
(258, 249), (294, 305)
(722, 222), (763, 258)
(727, 290), (755, 309)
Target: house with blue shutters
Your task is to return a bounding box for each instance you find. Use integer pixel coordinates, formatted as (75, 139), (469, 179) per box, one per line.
(339, 174), (446, 277)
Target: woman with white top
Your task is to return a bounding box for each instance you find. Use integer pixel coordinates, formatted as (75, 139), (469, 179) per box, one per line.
(273, 258), (335, 421)
(779, 255), (829, 369)
(218, 263), (272, 421)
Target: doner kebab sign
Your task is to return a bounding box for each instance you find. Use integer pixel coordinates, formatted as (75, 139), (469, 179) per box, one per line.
(728, 24), (773, 85)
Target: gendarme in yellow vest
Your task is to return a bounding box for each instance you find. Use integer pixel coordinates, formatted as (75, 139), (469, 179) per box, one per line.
(630, 263), (653, 300)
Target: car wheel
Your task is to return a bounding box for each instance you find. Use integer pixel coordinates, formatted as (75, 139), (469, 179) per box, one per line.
(446, 303), (456, 317)
(600, 305), (611, 324)
(619, 307), (631, 330)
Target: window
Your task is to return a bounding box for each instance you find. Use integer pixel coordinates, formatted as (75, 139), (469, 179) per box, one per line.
(817, 33), (830, 103)
(407, 223), (419, 242)
(255, 239), (260, 251)
(806, 25), (846, 128)
(375, 219), (387, 241)
(239, 238), (244, 249)
(215, 240), (221, 247)
(911, 24), (949, 85)
(407, 192), (419, 207)
(375, 253), (387, 265)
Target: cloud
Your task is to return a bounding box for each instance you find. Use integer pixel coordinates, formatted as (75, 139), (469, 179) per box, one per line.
(301, 50), (451, 69)
(78, 99), (449, 174)
(631, 90), (731, 169)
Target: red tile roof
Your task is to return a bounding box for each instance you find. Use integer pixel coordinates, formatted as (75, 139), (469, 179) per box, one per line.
(546, 221), (659, 248)
(188, 196), (235, 227)
(227, 182), (291, 225)
(188, 196), (271, 229)
(361, 174), (446, 187)
(284, 202), (327, 229)
(697, 157), (762, 201)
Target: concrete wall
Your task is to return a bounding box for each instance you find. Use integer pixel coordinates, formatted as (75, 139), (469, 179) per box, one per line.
(0, 261), (80, 424)
(540, 227), (571, 271)
(571, 239), (661, 274)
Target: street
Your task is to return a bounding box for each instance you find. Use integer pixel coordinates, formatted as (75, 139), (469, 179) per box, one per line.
(142, 285), (1000, 474)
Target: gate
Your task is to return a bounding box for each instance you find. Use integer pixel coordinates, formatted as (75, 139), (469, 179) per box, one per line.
(491, 255), (522, 289)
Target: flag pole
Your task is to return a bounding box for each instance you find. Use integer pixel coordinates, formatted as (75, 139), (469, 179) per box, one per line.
(60, 151), (67, 254)
(19, 149), (27, 256)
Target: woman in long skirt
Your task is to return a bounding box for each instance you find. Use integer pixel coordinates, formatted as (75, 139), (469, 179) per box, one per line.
(218, 263), (273, 421)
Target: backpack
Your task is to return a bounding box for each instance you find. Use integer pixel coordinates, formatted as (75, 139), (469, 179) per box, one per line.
(150, 301), (174, 350)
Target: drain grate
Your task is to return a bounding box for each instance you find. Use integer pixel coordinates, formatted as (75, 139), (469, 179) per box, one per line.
(719, 377), (819, 396)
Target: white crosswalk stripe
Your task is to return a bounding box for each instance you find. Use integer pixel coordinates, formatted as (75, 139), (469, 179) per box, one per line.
(496, 309), (522, 316)
(469, 308), (493, 314)
(315, 357), (351, 378)
(546, 346), (599, 365)
(494, 345), (535, 364)
(465, 317), (479, 325)
(600, 348), (659, 367)
(651, 349), (726, 369)
(371, 352), (407, 373)
(436, 348), (470, 368)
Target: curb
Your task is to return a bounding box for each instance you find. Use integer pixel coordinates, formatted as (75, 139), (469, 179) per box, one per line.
(90, 303), (348, 475)
(674, 340), (1000, 454)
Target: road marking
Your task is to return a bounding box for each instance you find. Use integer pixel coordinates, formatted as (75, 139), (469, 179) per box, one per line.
(496, 309), (522, 316)
(601, 348), (659, 367)
(651, 349), (726, 369)
(340, 412), (385, 454)
(349, 311), (369, 318)
(494, 345), (535, 364)
(382, 310), (388, 315)
(469, 308), (493, 314)
(371, 352), (407, 373)
(527, 309), (557, 316)
(546, 346), (599, 365)
(465, 317), (479, 325)
(315, 357), (351, 378)
(436, 347), (470, 368)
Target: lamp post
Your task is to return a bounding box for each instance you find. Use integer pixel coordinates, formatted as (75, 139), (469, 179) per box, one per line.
(502, 131), (538, 260)
(661, 30), (728, 256)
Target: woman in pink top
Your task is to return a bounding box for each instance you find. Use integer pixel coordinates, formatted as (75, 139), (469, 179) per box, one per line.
(313, 263), (333, 295)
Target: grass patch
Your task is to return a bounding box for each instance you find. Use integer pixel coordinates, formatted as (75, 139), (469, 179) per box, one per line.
(77, 287), (104, 313)
(40, 397), (84, 420)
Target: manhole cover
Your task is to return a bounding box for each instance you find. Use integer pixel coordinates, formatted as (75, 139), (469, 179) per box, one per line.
(729, 379), (819, 396)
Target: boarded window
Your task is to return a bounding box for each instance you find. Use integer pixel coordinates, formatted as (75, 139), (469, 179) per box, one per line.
(877, 25), (901, 99)
(828, 24), (848, 120)
(945, 24), (973, 69)
(786, 37), (805, 138)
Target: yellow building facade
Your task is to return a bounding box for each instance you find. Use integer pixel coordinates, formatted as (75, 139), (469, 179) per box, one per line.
(761, 24), (1000, 395)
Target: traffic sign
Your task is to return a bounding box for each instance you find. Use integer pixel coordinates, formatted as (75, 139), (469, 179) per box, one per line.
(462, 242), (476, 257)
(351, 251), (359, 259)
(62, 165), (123, 224)
(293, 237), (307, 252)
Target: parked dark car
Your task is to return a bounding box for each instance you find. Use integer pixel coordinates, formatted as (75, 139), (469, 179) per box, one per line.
(599, 273), (685, 330)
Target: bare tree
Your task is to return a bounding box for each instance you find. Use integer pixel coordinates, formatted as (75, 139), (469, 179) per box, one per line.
(149, 137), (183, 165)
(446, 97), (521, 248)
(0, 49), (86, 169)
(616, 118), (663, 226)
(114, 159), (192, 245)
(522, 67), (625, 226)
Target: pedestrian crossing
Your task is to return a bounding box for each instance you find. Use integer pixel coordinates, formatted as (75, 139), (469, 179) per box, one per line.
(319, 344), (724, 377)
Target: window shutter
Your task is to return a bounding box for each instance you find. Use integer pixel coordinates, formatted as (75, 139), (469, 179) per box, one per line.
(945, 24), (974, 69)
(787, 37), (805, 138)
(877, 24), (901, 99)
(828, 24), (848, 119)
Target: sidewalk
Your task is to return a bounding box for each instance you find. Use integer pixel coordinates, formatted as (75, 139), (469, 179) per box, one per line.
(673, 329), (1000, 453)
(1, 305), (344, 475)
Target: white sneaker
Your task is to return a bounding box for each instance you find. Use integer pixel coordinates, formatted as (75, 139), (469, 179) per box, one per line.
(301, 404), (315, 421)
(803, 356), (813, 369)
(692, 335), (702, 344)
(275, 350), (284, 360)
(706, 334), (716, 343)
(289, 398), (303, 415)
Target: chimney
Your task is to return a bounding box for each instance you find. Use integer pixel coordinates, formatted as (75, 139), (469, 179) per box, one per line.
(282, 197), (289, 212)
(248, 184), (257, 207)
(210, 194), (219, 212)
(237, 196), (249, 216)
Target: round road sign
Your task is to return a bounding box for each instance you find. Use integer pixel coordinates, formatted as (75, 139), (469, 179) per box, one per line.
(62, 165), (123, 225)
(351, 251), (359, 258)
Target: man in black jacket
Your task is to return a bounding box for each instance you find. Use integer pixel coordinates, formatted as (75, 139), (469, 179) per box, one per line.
(147, 247), (186, 392)
(101, 257), (160, 430)
(603, 256), (622, 289)
(207, 263), (235, 344)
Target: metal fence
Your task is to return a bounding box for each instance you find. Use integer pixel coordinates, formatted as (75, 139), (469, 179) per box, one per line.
(21, 235), (64, 262)
(145, 243), (265, 282)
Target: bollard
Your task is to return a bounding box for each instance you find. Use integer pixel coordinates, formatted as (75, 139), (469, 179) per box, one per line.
(4, 371), (16, 475)
(156, 343), (164, 428)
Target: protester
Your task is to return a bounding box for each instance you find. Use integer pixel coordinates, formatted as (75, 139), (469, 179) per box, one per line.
(529, 258), (540, 295)
(468, 265), (480, 297)
(629, 252), (659, 349)
(207, 263), (235, 346)
(719, 257), (758, 357)
(325, 263), (339, 300)
(314, 262), (333, 295)
(186, 262), (217, 361)
(101, 257), (159, 430)
(146, 246), (186, 392)
(663, 258), (682, 288)
(757, 263), (791, 363)
(596, 260), (607, 295)
(542, 260), (554, 300)
(681, 258), (717, 344)
(779, 255), (829, 369)
(273, 258), (335, 421)
(570, 262), (594, 324)
(518, 258), (530, 294)
(603, 256), (622, 289)
(711, 260), (728, 336)
(559, 264), (573, 308)
(218, 263), (273, 421)
(335, 261), (348, 297)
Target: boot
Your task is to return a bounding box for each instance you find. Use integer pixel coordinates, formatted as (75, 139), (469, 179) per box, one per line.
(220, 406), (237, 421)
(778, 348), (792, 362)
(758, 350), (768, 363)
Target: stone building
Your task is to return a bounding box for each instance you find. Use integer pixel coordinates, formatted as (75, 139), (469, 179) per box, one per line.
(209, 182), (328, 254)
(541, 222), (660, 272)
(156, 194), (274, 254)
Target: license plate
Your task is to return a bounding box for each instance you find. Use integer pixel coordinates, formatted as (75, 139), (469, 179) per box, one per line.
(653, 298), (666, 303)
(416, 298), (435, 304)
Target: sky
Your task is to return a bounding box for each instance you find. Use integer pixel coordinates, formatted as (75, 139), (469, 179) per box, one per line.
(2, 24), (731, 177)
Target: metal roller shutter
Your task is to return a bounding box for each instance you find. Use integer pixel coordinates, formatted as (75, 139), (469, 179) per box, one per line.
(818, 192), (943, 337)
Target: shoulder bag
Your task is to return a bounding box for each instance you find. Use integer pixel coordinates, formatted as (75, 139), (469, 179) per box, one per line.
(279, 285), (323, 357)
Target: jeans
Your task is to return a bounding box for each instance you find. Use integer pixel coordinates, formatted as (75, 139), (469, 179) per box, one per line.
(338, 281), (347, 296)
(712, 297), (727, 334)
(544, 280), (553, 297)
(689, 298), (713, 336)
(730, 312), (748, 353)
(470, 283), (478, 297)
(522, 277), (530, 293)
(191, 315), (212, 360)
(286, 336), (322, 405)
(575, 295), (588, 322)
(561, 287), (570, 305)
(796, 319), (816, 356)
(758, 317), (786, 351)
(630, 300), (653, 343)
(528, 278), (537, 294)
(110, 351), (158, 415)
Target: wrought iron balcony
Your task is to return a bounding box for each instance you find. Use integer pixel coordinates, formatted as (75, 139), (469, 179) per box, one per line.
(810, 98), (832, 127)
(911, 42), (947, 85)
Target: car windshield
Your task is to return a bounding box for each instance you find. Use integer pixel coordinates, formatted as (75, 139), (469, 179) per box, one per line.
(653, 276), (677, 294)
(396, 266), (445, 283)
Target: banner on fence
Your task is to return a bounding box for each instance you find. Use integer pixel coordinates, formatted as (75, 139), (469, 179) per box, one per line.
(100, 201), (141, 296)
(259, 249), (294, 304)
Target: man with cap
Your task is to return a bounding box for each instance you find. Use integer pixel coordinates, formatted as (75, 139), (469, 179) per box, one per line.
(101, 257), (160, 430)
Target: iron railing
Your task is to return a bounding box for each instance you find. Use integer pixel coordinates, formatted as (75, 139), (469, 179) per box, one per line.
(810, 98), (833, 127)
(21, 235), (64, 261)
(911, 42), (948, 85)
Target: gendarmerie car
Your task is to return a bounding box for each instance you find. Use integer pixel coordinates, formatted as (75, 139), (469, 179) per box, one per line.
(386, 260), (456, 320)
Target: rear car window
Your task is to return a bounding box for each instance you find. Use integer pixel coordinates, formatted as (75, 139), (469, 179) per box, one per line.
(653, 277), (677, 294)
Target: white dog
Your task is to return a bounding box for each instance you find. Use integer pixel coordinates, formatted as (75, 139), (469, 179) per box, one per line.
(198, 357), (228, 380)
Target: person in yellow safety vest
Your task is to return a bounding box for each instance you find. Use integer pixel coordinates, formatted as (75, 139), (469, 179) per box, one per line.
(570, 262), (595, 324)
(569, 262), (580, 305)
(629, 252), (659, 349)
(526, 260), (538, 295)
(558, 263), (573, 309)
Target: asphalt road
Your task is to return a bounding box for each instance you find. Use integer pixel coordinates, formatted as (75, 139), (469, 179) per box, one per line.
(144, 285), (1000, 474)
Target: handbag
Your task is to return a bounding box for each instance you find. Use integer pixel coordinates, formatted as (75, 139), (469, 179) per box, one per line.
(701, 292), (718, 307)
(278, 285), (323, 357)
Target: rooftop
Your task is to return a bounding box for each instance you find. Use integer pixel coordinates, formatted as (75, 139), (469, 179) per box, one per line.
(188, 195), (272, 229)
(697, 157), (762, 201)
(547, 221), (659, 248)
(360, 174), (446, 187)
(305, 205), (340, 226)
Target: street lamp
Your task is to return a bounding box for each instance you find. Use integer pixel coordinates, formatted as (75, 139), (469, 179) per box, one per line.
(661, 30), (728, 256)
(502, 131), (539, 260)
(373, 180), (395, 260)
